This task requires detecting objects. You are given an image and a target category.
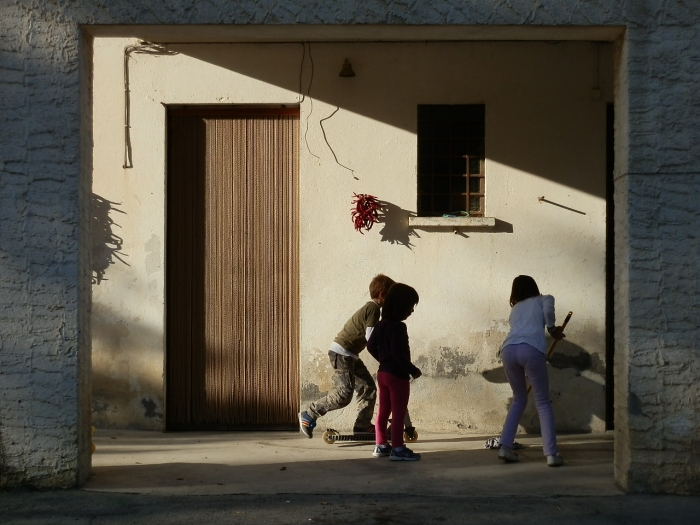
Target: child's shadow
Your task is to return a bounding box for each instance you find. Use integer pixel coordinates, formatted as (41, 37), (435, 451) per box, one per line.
(377, 201), (419, 249)
(481, 339), (607, 433)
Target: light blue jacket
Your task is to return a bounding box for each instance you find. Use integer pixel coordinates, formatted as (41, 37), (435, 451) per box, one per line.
(501, 295), (556, 354)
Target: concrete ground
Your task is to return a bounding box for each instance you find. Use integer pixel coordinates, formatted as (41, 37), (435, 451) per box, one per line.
(3, 430), (700, 524)
(85, 429), (619, 496)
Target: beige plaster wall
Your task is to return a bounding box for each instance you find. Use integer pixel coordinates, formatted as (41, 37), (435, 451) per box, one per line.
(91, 39), (613, 434)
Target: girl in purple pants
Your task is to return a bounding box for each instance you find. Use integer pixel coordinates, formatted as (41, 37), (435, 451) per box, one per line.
(498, 275), (566, 467)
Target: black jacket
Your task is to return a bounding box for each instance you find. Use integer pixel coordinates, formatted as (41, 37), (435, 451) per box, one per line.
(367, 319), (420, 380)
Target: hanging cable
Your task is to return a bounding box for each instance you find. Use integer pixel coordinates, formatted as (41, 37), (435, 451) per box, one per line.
(300, 42), (320, 161)
(320, 106), (356, 178)
(122, 42), (178, 169)
(298, 42), (306, 103)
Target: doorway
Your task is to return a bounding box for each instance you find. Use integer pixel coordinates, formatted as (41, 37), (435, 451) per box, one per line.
(166, 106), (300, 430)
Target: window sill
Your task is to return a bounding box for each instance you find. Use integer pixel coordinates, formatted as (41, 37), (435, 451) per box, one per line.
(408, 216), (496, 228)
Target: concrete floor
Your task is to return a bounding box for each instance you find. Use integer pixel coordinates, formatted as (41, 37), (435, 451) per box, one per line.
(86, 429), (619, 496)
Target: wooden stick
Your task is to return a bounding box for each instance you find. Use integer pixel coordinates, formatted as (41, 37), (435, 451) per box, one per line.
(526, 311), (573, 394)
(546, 311), (572, 360)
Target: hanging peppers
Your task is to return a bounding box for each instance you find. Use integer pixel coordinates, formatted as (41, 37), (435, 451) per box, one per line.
(351, 193), (381, 234)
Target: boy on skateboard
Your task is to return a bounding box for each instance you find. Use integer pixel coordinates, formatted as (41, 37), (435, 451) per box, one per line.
(299, 274), (395, 438)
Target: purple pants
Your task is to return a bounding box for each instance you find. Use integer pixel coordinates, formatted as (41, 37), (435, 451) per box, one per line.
(375, 371), (410, 448)
(500, 343), (558, 456)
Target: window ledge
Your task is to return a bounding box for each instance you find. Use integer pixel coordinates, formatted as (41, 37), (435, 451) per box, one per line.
(408, 216), (496, 228)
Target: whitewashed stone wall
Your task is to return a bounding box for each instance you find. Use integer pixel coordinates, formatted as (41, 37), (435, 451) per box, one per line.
(614, 22), (700, 494)
(0, 0), (698, 493)
(0, 4), (91, 488)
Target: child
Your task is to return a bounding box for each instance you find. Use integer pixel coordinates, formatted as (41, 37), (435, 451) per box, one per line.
(366, 283), (422, 461)
(299, 274), (395, 439)
(498, 275), (566, 467)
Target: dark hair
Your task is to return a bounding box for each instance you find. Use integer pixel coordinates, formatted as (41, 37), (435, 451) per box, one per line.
(369, 274), (395, 299)
(381, 283), (419, 321)
(509, 275), (541, 307)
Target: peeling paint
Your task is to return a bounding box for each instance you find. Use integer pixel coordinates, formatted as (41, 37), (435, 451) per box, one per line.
(301, 382), (324, 403)
(415, 347), (476, 379)
(141, 397), (163, 419)
(302, 349), (336, 393)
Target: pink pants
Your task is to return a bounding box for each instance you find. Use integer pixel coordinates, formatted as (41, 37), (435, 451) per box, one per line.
(375, 371), (410, 448)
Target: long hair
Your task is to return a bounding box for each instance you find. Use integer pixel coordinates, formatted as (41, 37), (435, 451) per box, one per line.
(381, 283), (419, 321)
(509, 275), (540, 307)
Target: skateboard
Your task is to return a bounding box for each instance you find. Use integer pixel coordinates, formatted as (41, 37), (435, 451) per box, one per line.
(322, 426), (418, 444)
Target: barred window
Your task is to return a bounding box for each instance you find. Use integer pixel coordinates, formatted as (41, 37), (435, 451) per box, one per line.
(417, 105), (485, 217)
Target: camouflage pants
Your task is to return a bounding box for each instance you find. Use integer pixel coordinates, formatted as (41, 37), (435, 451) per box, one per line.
(307, 351), (377, 430)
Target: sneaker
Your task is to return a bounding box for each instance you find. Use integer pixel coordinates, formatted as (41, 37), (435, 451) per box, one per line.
(498, 446), (519, 462)
(353, 424), (375, 434)
(372, 444), (392, 457)
(299, 411), (316, 439)
(547, 454), (564, 467)
(390, 447), (421, 461)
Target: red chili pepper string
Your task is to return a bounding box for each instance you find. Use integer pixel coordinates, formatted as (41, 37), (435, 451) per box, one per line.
(351, 193), (381, 234)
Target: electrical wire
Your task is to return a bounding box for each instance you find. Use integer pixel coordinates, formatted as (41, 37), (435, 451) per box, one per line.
(320, 107), (356, 178)
(300, 42), (320, 161)
(123, 42), (178, 169)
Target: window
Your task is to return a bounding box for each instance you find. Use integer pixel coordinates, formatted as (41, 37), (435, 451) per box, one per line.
(417, 104), (485, 217)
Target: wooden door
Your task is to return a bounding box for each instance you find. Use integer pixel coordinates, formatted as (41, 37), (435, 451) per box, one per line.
(166, 107), (299, 430)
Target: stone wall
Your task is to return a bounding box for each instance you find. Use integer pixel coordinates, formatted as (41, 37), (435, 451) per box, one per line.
(0, 3), (89, 488)
(614, 21), (700, 494)
(0, 0), (698, 493)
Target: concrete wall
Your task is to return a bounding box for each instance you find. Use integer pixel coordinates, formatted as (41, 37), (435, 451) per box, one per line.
(0, 0), (698, 494)
(91, 38), (612, 436)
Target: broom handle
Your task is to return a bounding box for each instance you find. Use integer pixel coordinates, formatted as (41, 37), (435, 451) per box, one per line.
(526, 311), (573, 394)
(546, 311), (572, 360)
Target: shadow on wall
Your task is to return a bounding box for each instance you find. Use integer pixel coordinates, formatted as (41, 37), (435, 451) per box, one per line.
(410, 218), (515, 239)
(92, 193), (129, 284)
(0, 428), (24, 487)
(158, 41), (611, 198)
(377, 201), (419, 249)
(376, 202), (514, 247)
(92, 300), (165, 430)
(481, 339), (606, 433)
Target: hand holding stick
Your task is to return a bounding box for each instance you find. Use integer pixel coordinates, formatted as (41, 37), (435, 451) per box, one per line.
(526, 311), (573, 394)
(546, 311), (572, 360)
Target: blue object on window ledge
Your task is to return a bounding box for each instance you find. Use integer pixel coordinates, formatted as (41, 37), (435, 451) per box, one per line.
(442, 211), (470, 218)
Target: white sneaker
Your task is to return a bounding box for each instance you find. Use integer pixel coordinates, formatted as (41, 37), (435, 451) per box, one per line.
(547, 454), (564, 467)
(498, 447), (519, 462)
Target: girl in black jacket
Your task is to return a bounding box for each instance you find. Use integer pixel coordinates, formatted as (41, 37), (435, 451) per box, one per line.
(367, 283), (422, 461)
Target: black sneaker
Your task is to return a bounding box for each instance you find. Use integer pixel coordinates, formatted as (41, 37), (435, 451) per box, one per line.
(390, 447), (421, 461)
(299, 411), (316, 439)
(372, 444), (392, 457)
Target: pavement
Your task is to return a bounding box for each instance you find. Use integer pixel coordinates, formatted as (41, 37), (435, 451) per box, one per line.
(2, 429), (700, 524)
(85, 429), (619, 496)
